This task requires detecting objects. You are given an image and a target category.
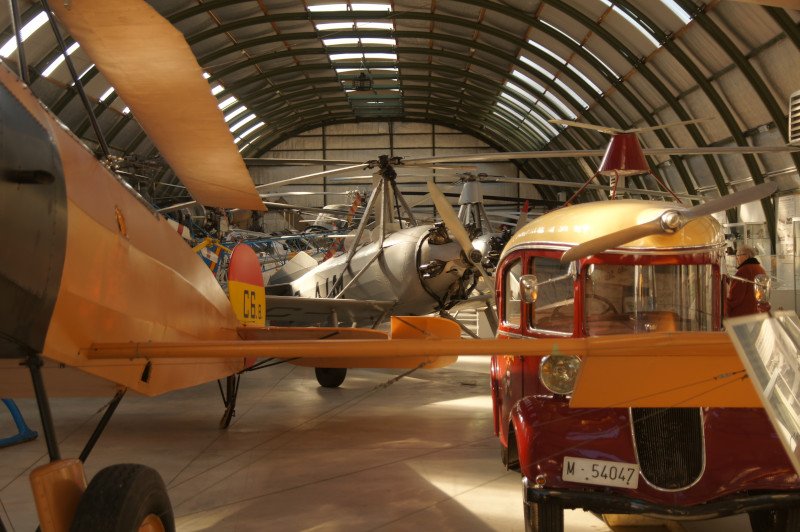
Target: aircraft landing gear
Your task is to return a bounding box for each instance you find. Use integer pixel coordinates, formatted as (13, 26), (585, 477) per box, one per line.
(315, 367), (347, 388)
(70, 463), (174, 532)
(218, 374), (240, 429)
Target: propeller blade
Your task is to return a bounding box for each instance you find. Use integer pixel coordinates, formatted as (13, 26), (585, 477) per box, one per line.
(50, 0), (264, 210)
(561, 182), (778, 263)
(426, 180), (496, 299)
(548, 119), (622, 135)
(560, 219), (664, 263)
(682, 182), (778, 220)
(426, 179), (474, 254)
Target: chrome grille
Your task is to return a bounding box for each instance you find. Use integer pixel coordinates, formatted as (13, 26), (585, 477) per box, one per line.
(632, 408), (703, 490)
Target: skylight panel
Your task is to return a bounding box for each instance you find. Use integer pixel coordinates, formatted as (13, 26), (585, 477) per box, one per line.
(364, 52), (396, 60)
(0, 11), (49, 58)
(211, 85), (224, 96)
(330, 53), (363, 61)
(324, 37), (359, 46)
(70, 64), (95, 86)
(528, 40), (566, 65)
(500, 92), (531, 114)
(122, 107), (130, 115)
(521, 119), (550, 142)
(229, 114), (256, 133)
(566, 63), (602, 95)
(497, 102), (525, 122)
(553, 77), (588, 109)
(224, 105), (247, 122)
(98, 87), (115, 102)
(543, 92), (576, 119)
(41, 41), (81, 77)
(511, 71), (544, 94)
(361, 37), (396, 46)
(308, 4), (348, 12)
(356, 22), (393, 30)
(536, 100), (560, 122)
(598, 0), (659, 48)
(583, 46), (618, 78)
(218, 95), (237, 110)
(519, 57), (553, 81)
(352, 3), (391, 11)
(336, 68), (359, 73)
(316, 22), (354, 31)
(540, 20), (579, 46)
(660, 0), (691, 24)
(236, 122), (266, 142)
(202, 72), (211, 79)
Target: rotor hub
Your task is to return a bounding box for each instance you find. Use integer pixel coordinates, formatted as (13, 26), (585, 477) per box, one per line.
(660, 210), (683, 232)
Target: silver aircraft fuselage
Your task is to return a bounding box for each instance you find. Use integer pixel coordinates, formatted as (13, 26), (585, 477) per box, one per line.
(288, 225), (471, 316)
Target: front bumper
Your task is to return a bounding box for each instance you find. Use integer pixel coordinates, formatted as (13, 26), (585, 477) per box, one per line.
(524, 477), (800, 520)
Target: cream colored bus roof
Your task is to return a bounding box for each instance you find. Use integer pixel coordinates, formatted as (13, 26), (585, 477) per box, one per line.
(502, 200), (725, 260)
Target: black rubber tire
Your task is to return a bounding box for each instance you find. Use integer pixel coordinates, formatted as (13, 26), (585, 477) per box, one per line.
(315, 367), (347, 388)
(749, 506), (800, 532)
(70, 464), (174, 532)
(524, 499), (563, 532)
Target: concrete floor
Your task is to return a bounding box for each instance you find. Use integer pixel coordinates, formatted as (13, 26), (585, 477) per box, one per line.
(0, 357), (751, 531)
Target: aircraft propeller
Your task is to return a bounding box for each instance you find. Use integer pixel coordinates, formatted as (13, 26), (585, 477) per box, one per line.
(426, 179), (499, 332)
(560, 182), (779, 263)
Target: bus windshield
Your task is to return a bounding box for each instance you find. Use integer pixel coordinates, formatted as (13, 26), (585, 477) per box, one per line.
(584, 263), (714, 336)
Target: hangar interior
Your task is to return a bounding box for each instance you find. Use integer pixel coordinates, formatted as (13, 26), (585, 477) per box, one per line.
(1, 0), (800, 531)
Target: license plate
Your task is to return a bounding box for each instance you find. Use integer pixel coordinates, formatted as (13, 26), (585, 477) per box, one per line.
(562, 456), (640, 489)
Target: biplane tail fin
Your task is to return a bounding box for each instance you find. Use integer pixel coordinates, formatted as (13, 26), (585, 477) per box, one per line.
(227, 244), (266, 326)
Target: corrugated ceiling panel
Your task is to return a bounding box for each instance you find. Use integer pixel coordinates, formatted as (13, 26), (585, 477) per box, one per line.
(678, 22), (732, 75)
(714, 70), (770, 131)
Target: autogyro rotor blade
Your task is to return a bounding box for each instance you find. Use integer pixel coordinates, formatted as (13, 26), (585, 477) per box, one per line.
(549, 118), (709, 135)
(560, 182), (778, 263)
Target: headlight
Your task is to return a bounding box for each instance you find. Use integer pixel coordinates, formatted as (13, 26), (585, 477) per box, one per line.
(539, 355), (582, 395)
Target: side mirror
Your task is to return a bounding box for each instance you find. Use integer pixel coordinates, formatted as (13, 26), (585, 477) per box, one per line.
(520, 274), (538, 303)
(754, 273), (771, 303)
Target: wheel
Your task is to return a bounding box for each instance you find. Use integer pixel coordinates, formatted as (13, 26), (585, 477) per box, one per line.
(524, 499), (563, 532)
(749, 506), (800, 531)
(315, 367), (347, 388)
(70, 464), (174, 532)
(500, 442), (519, 472)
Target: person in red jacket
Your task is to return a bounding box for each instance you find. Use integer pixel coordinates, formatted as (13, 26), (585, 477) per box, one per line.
(726, 244), (768, 317)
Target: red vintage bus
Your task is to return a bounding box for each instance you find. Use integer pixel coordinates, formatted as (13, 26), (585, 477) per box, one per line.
(491, 200), (800, 531)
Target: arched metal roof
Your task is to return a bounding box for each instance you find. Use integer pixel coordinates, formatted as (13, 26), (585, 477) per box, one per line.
(1, 0), (799, 245)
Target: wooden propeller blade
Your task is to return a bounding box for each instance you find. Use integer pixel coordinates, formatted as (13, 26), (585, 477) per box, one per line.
(561, 182), (779, 263)
(50, 0), (263, 211)
(427, 179), (474, 253)
(426, 179), (496, 298)
(561, 219), (664, 263)
(681, 182), (778, 219)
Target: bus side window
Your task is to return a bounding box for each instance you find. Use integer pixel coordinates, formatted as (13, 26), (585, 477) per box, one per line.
(504, 259), (522, 327)
(530, 257), (574, 334)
